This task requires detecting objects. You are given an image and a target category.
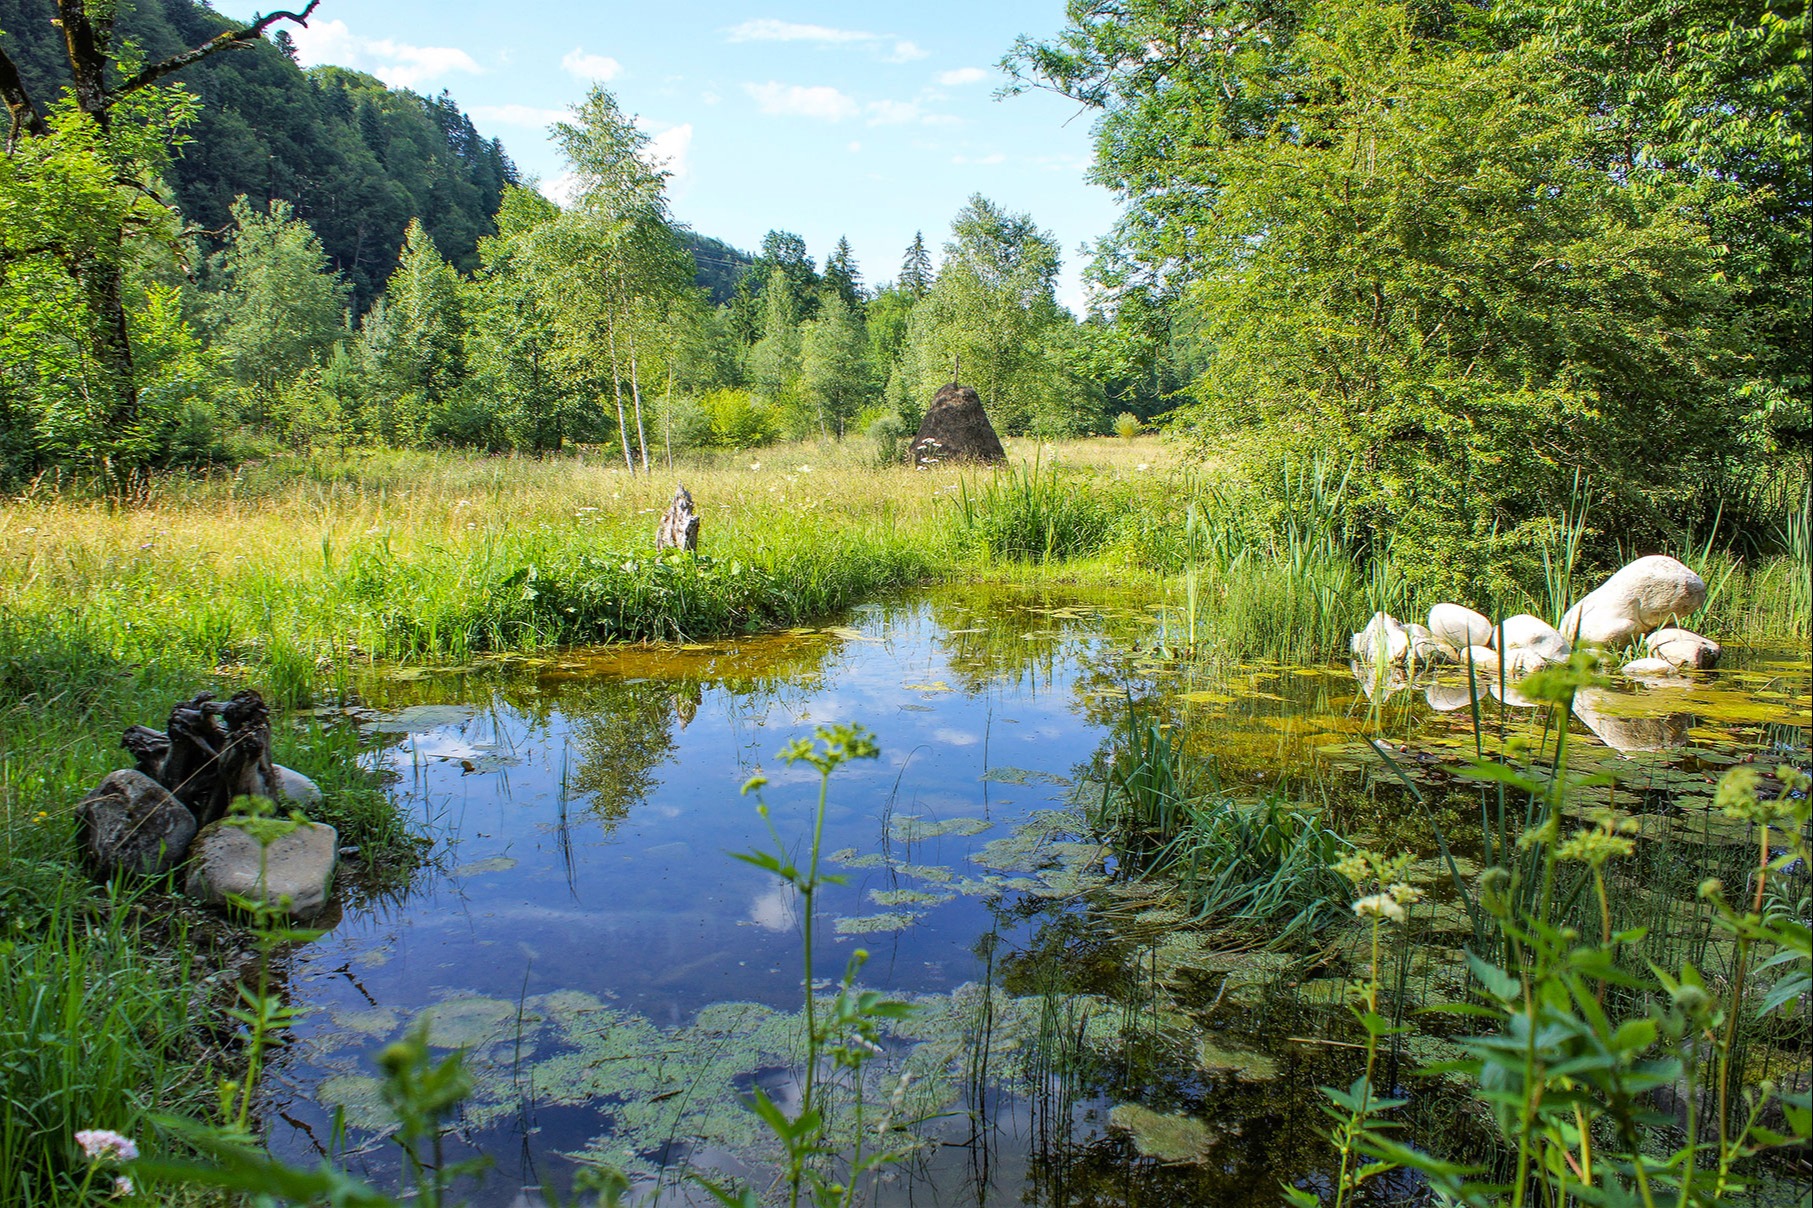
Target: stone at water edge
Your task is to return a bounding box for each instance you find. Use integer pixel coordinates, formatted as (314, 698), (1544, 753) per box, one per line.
(1620, 656), (1681, 678)
(1560, 555), (1707, 645)
(1350, 612), (1409, 664)
(273, 764), (322, 808)
(1645, 627), (1721, 670)
(1459, 645), (1500, 675)
(1427, 603), (1494, 653)
(77, 769), (198, 876)
(1494, 614), (1572, 664)
(185, 819), (339, 919)
(1405, 623), (1449, 665)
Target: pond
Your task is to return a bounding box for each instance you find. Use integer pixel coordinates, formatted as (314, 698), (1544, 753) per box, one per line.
(266, 584), (1811, 1206)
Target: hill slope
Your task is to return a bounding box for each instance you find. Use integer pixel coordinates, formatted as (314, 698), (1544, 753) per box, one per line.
(1, 0), (515, 307)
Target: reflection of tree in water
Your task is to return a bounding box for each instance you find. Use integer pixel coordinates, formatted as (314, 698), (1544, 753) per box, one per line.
(565, 678), (684, 829)
(923, 583), (1149, 700)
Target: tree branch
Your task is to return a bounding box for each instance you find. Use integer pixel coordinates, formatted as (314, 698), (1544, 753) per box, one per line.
(110, 1), (322, 101)
(0, 43), (49, 149)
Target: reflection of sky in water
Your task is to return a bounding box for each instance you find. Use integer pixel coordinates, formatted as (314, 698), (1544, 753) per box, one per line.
(267, 587), (1809, 1202)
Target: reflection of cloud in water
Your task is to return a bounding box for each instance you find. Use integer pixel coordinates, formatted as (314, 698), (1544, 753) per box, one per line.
(932, 727), (980, 747)
(749, 883), (799, 932)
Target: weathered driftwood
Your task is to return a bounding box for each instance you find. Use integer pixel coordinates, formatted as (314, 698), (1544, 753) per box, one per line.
(656, 483), (700, 551)
(121, 690), (281, 828)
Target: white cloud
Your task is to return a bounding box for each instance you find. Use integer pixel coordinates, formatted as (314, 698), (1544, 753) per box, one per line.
(865, 99), (923, 126)
(745, 81), (858, 121)
(468, 103), (565, 128)
(287, 18), (480, 90)
(847, 140), (862, 153)
(726, 18), (879, 43)
(724, 19), (929, 63)
(951, 152), (1007, 165)
(537, 172), (580, 209)
(937, 66), (988, 86)
(645, 123), (693, 184)
(562, 47), (622, 81)
(700, 90), (722, 105)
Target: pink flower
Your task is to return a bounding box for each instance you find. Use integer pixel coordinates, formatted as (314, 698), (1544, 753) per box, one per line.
(75, 1130), (138, 1163)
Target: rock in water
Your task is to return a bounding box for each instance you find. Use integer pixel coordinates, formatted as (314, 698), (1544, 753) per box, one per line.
(273, 765), (323, 808)
(1620, 656), (1681, 678)
(1644, 627), (1720, 669)
(1405, 623), (1449, 665)
(185, 819), (339, 919)
(1559, 555), (1706, 645)
(1350, 612), (1409, 663)
(1427, 603), (1494, 653)
(1495, 614), (1571, 664)
(1459, 645), (1500, 675)
(656, 484), (700, 551)
(77, 769), (198, 876)
(909, 383), (1006, 467)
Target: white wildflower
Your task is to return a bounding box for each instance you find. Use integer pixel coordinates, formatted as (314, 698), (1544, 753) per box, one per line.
(1351, 893), (1406, 924)
(112, 1175), (134, 1197)
(75, 1130), (138, 1163)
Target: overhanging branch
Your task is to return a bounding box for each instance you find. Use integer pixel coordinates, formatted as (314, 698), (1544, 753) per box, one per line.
(110, 1), (322, 101)
(0, 44), (48, 149)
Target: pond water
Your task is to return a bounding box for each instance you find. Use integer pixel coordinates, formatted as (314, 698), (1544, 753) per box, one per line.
(266, 584), (1811, 1206)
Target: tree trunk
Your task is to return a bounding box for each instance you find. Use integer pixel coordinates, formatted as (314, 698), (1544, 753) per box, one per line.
(605, 315), (635, 473)
(627, 328), (651, 475)
(75, 244), (139, 436)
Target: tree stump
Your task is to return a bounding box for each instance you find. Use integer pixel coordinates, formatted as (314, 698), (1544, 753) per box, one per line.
(656, 483), (700, 551)
(121, 690), (281, 828)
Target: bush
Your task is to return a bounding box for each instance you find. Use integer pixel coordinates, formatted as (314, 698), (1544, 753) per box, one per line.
(1114, 411), (1141, 440)
(699, 388), (777, 449)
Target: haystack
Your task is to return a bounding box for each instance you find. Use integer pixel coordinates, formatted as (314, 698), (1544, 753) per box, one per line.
(908, 383), (1005, 466)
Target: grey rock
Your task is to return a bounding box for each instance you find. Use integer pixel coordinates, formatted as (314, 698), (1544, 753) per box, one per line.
(272, 764), (323, 808)
(77, 769), (198, 876)
(185, 818), (339, 919)
(1645, 627), (1720, 669)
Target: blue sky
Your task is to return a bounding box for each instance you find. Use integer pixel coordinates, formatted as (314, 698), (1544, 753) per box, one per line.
(216, 2), (1120, 309)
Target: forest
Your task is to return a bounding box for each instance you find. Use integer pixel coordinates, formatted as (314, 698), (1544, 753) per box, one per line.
(1, 0), (1809, 1205)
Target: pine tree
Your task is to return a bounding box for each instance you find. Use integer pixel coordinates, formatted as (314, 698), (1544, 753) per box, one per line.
(899, 232), (933, 298)
(822, 236), (863, 310)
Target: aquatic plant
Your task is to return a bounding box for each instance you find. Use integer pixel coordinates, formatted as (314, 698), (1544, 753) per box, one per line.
(954, 459), (1118, 563)
(1344, 656), (1812, 1205)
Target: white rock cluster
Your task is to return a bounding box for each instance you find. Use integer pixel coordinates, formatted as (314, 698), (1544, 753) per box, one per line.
(1350, 555), (1718, 682)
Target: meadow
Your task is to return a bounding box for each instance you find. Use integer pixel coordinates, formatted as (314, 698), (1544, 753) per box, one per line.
(0, 437), (1807, 1205)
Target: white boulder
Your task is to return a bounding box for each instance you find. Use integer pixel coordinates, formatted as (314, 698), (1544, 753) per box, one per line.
(1645, 627), (1720, 669)
(1427, 603), (1494, 653)
(1559, 555), (1706, 646)
(1458, 645), (1500, 676)
(1620, 656), (1680, 678)
(186, 818), (339, 919)
(1350, 612), (1409, 664)
(1405, 623), (1448, 665)
(1495, 614), (1571, 664)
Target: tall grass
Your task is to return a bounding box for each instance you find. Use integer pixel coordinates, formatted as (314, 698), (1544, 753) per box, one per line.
(0, 885), (209, 1206)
